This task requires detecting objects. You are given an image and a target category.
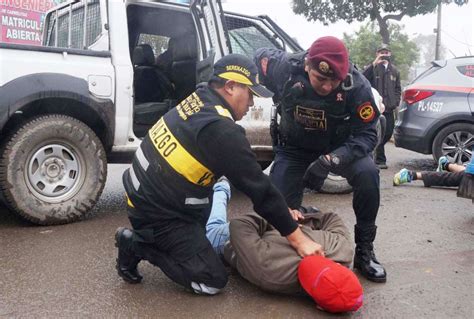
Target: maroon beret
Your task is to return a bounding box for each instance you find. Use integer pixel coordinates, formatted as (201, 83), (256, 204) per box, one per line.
(307, 36), (349, 81)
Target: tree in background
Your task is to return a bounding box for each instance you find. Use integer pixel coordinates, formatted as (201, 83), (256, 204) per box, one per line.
(292, 0), (468, 45)
(343, 23), (418, 82)
(412, 34), (447, 66)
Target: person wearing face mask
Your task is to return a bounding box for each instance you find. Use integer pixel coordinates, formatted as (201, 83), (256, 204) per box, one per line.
(115, 54), (324, 295)
(254, 37), (386, 283)
(363, 44), (401, 169)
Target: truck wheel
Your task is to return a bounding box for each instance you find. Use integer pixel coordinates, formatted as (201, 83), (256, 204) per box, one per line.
(0, 115), (107, 225)
(432, 123), (473, 165)
(319, 173), (353, 194)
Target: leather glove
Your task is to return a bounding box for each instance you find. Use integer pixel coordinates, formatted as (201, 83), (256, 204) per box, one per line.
(302, 155), (331, 191)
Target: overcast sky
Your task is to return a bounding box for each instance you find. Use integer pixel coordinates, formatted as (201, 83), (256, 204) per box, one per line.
(222, 0), (473, 58)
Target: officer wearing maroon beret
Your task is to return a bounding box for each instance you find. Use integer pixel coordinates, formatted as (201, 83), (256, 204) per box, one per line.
(254, 36), (386, 282)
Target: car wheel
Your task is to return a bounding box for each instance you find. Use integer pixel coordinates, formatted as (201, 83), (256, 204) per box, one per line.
(0, 115), (107, 225)
(432, 123), (474, 165)
(320, 173), (353, 194)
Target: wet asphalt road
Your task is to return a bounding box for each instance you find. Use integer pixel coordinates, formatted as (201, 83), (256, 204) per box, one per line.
(1, 143), (473, 318)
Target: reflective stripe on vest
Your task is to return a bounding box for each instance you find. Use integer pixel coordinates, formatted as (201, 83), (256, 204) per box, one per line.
(148, 118), (215, 186)
(129, 166), (140, 191)
(135, 146), (149, 171)
(185, 197), (210, 205)
(214, 105), (233, 119)
(125, 193), (135, 208)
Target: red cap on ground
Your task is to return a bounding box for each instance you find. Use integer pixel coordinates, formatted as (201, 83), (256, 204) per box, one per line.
(298, 255), (363, 313)
(307, 36), (349, 81)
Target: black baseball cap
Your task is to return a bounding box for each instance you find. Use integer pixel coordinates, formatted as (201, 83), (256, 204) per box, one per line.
(376, 44), (391, 52)
(213, 54), (274, 98)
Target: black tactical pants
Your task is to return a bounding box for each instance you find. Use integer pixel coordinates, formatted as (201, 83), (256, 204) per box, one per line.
(421, 171), (464, 188)
(375, 110), (395, 164)
(270, 145), (380, 228)
(127, 207), (228, 293)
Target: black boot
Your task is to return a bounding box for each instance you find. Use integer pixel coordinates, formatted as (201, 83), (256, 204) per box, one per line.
(353, 225), (387, 283)
(115, 227), (143, 284)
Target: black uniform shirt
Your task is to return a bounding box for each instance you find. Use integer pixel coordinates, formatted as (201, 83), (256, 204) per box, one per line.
(125, 84), (298, 236)
(255, 48), (379, 163)
(196, 87), (298, 236)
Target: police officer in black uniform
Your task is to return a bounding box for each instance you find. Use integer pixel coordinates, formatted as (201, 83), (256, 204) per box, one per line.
(115, 54), (325, 294)
(254, 37), (387, 282)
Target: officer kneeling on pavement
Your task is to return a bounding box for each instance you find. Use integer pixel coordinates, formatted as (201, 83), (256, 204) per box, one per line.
(254, 36), (387, 282)
(115, 54), (324, 294)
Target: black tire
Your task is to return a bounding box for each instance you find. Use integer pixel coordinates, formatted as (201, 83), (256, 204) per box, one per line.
(319, 172), (353, 194)
(0, 115), (107, 225)
(432, 123), (474, 165)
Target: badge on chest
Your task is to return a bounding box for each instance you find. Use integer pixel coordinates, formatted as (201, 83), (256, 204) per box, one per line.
(294, 105), (327, 130)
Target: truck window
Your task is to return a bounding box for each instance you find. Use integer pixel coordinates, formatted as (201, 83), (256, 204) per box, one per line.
(137, 34), (170, 58)
(225, 16), (285, 58)
(44, 0), (102, 49)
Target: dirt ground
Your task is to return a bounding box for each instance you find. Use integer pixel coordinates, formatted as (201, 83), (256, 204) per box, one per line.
(1, 143), (472, 318)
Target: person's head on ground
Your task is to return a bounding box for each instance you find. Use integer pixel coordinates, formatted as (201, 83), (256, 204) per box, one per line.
(209, 54), (273, 120)
(304, 36), (349, 96)
(298, 255), (363, 313)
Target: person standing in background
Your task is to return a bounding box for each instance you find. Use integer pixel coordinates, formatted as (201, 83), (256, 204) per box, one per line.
(363, 44), (401, 169)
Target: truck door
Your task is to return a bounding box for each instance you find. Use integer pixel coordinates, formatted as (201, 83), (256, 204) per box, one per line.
(190, 0), (229, 82)
(222, 12), (303, 124)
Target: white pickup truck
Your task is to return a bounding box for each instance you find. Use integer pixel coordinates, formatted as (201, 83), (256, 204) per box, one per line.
(0, 0), (303, 225)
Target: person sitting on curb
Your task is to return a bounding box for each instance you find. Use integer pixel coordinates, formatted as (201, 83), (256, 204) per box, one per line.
(393, 156), (465, 188)
(206, 178), (364, 314)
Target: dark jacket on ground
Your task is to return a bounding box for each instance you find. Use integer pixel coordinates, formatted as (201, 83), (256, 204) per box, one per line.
(363, 63), (401, 111)
(123, 84), (298, 237)
(223, 211), (353, 294)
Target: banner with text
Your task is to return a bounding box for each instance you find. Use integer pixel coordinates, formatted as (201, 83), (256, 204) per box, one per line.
(0, 0), (64, 45)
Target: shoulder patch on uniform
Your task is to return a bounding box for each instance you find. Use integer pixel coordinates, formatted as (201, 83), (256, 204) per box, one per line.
(357, 102), (375, 122)
(176, 92), (204, 120)
(214, 105), (233, 120)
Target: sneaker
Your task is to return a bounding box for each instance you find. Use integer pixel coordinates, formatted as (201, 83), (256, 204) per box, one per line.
(377, 162), (388, 169)
(393, 168), (412, 186)
(436, 156), (449, 173)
